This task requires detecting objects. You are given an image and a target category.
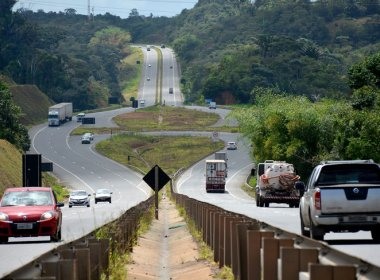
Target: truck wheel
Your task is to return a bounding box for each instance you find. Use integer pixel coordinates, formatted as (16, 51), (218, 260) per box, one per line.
(264, 202), (269, 207)
(371, 228), (380, 241)
(300, 211), (310, 237)
(309, 213), (324, 240)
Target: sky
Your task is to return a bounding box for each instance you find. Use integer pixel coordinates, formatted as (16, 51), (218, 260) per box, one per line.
(13, 0), (198, 18)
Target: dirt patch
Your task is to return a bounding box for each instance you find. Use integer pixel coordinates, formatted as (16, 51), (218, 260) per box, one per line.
(126, 193), (221, 279)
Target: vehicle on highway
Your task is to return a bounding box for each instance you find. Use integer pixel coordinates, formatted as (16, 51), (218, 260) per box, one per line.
(0, 187), (64, 243)
(148, 64), (151, 67)
(209, 101), (216, 109)
(94, 189), (112, 204)
(169, 87), (173, 94)
(81, 132), (94, 144)
(140, 99), (145, 107)
(226, 141), (237, 150)
(77, 112), (85, 122)
(299, 159), (380, 241)
(68, 190), (91, 208)
(205, 159), (227, 193)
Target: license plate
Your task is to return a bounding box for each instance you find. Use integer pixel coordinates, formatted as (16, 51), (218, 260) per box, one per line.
(348, 216), (366, 222)
(17, 223), (33, 230)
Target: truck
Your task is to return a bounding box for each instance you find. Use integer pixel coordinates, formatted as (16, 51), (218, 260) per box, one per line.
(215, 152), (228, 177)
(205, 159), (227, 193)
(209, 101), (216, 109)
(48, 103), (73, 126)
(255, 160), (302, 208)
(299, 159), (380, 241)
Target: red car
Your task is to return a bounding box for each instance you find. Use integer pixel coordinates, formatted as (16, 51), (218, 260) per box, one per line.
(0, 187), (64, 243)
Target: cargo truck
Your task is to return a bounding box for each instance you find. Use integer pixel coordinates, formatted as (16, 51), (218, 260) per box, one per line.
(215, 152), (228, 177)
(205, 159), (227, 193)
(255, 160), (301, 208)
(48, 103), (73, 126)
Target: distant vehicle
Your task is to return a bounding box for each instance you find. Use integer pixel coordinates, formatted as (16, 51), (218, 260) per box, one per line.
(148, 64), (151, 67)
(94, 189), (112, 204)
(140, 100), (145, 107)
(147, 77), (150, 81)
(299, 159), (380, 241)
(161, 44), (165, 48)
(48, 102), (73, 126)
(169, 87), (174, 94)
(77, 112), (85, 122)
(209, 102), (216, 109)
(205, 159), (227, 193)
(0, 187), (64, 243)
(215, 151), (228, 177)
(170, 65), (173, 69)
(68, 190), (91, 208)
(81, 133), (93, 144)
(147, 46), (150, 51)
(226, 141), (237, 150)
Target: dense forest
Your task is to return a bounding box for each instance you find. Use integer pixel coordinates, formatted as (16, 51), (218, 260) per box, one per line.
(0, 0), (379, 173)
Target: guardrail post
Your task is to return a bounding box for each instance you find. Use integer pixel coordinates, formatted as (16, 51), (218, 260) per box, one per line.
(247, 230), (274, 280)
(279, 247), (318, 280)
(213, 211), (221, 263)
(60, 248), (90, 280)
(300, 263), (357, 280)
(41, 260), (76, 280)
(234, 221), (261, 280)
(88, 240), (102, 280)
(262, 237), (294, 280)
(224, 216), (239, 267)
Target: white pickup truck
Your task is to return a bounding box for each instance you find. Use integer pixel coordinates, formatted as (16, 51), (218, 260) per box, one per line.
(299, 160), (380, 241)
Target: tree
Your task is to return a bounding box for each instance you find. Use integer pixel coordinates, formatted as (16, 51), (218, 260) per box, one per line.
(0, 82), (30, 151)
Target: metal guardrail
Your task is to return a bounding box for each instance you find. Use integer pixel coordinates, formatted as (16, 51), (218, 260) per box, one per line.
(4, 196), (154, 280)
(170, 180), (380, 280)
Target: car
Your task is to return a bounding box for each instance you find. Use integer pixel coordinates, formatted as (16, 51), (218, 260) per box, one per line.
(81, 132), (94, 144)
(68, 190), (91, 208)
(169, 87), (173, 94)
(94, 189), (113, 204)
(77, 112), (85, 122)
(161, 44), (165, 48)
(147, 77), (150, 81)
(140, 100), (145, 107)
(226, 141), (237, 150)
(148, 64), (151, 67)
(299, 159), (380, 241)
(0, 187), (64, 243)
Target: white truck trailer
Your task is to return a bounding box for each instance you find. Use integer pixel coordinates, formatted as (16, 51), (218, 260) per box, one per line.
(48, 102), (73, 126)
(205, 159), (227, 193)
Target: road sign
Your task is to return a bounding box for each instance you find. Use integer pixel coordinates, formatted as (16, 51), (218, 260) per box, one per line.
(143, 165), (171, 192)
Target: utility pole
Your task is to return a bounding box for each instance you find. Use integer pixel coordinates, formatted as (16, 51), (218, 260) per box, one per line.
(87, 0), (91, 20)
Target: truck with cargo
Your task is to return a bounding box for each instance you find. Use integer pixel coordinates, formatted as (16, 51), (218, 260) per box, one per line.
(48, 103), (73, 126)
(255, 160), (302, 208)
(205, 159), (227, 193)
(299, 159), (380, 241)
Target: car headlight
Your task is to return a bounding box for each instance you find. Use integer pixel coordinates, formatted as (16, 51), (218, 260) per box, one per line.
(41, 211), (54, 220)
(0, 212), (9, 221)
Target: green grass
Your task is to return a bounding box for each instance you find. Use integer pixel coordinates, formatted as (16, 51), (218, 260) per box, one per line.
(96, 133), (225, 175)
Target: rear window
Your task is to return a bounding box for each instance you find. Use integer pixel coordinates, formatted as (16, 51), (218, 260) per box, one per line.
(317, 164), (380, 185)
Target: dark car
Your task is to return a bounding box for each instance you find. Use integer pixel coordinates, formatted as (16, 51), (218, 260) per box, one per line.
(94, 189), (112, 204)
(0, 187), (64, 243)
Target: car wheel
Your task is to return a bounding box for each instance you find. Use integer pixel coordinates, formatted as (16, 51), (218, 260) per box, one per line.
(300, 210), (310, 237)
(309, 212), (324, 240)
(95, 200), (97, 204)
(109, 199), (112, 203)
(69, 205), (72, 208)
(371, 228), (380, 241)
(87, 203), (90, 207)
(51, 228), (62, 242)
(0, 237), (8, 243)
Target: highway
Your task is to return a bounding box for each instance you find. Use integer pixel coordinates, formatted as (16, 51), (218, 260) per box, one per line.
(1, 46), (380, 277)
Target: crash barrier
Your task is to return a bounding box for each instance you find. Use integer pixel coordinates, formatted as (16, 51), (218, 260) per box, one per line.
(171, 186), (380, 280)
(4, 196), (155, 280)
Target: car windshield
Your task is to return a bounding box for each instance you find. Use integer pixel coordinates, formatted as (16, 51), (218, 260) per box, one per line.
(71, 191), (87, 196)
(97, 189), (110, 194)
(0, 191), (53, 206)
(317, 164), (380, 185)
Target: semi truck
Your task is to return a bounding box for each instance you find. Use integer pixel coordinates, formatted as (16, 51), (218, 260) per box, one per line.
(48, 103), (73, 126)
(255, 160), (301, 208)
(205, 159), (227, 193)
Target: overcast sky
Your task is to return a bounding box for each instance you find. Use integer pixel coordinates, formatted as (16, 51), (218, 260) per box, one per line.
(13, 0), (198, 18)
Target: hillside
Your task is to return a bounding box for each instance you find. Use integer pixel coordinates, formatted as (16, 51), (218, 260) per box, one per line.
(0, 140), (22, 195)
(10, 85), (53, 126)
